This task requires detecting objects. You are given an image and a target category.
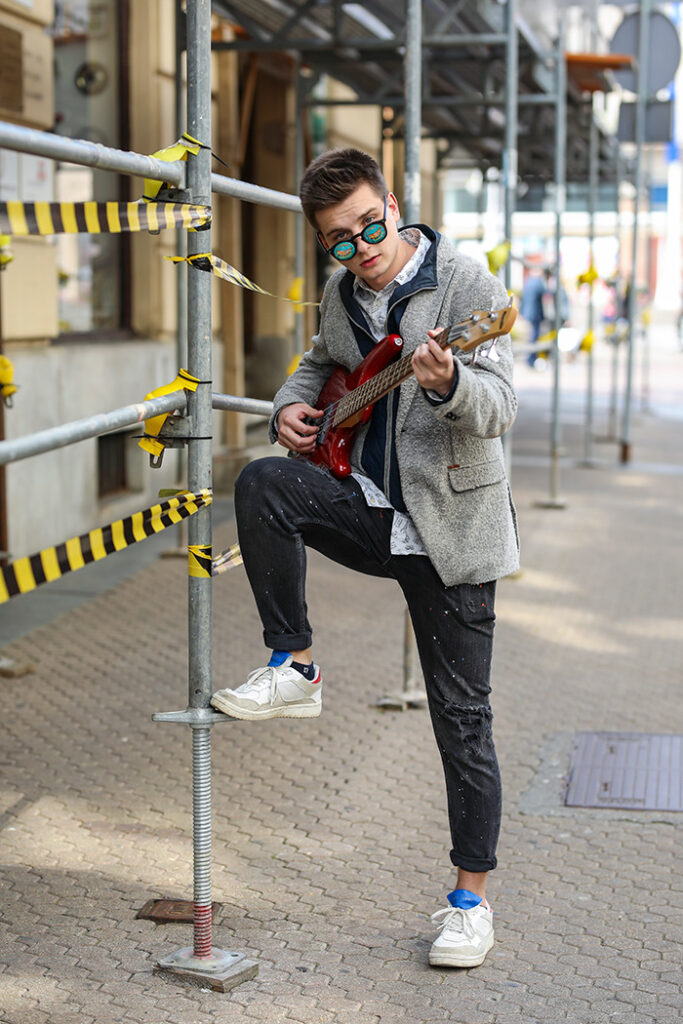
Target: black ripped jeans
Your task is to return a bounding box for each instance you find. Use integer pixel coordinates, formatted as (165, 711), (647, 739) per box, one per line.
(234, 456), (502, 873)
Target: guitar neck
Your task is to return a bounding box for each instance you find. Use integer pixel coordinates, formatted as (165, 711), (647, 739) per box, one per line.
(332, 324), (463, 427)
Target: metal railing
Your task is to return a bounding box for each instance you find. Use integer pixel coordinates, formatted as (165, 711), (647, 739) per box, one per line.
(1, 0), (422, 985)
(0, 0), (302, 987)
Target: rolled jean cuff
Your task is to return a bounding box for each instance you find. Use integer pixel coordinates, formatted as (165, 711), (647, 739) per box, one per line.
(263, 630), (313, 651)
(450, 850), (498, 873)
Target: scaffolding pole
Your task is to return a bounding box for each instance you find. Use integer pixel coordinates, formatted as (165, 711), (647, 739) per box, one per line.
(582, 84), (599, 467)
(387, 0), (425, 710)
(537, 18), (567, 509)
(154, 0), (257, 989)
(621, 0), (652, 463)
(502, 0), (518, 481)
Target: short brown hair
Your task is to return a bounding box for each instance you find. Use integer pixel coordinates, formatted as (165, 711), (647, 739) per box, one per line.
(299, 148), (387, 227)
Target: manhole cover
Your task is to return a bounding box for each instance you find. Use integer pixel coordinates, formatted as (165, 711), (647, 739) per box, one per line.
(565, 732), (682, 811)
(136, 899), (219, 923)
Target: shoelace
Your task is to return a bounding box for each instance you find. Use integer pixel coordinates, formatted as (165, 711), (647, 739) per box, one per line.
(237, 665), (282, 703)
(430, 906), (476, 941)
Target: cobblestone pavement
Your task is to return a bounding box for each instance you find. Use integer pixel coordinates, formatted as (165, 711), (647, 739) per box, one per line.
(1, 334), (682, 1024)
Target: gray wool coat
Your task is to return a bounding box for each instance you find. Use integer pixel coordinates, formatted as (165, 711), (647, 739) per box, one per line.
(269, 233), (520, 587)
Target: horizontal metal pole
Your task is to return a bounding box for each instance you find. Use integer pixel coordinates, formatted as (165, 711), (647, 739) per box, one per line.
(0, 121), (186, 186)
(212, 33), (508, 53)
(211, 393), (273, 417)
(0, 122), (301, 210)
(211, 172), (302, 213)
(0, 391), (187, 466)
(305, 92), (559, 109)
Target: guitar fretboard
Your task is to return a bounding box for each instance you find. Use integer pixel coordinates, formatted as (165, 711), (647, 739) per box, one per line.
(332, 322), (478, 427)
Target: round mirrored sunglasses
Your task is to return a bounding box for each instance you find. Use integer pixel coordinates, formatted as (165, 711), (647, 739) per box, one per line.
(319, 195), (388, 262)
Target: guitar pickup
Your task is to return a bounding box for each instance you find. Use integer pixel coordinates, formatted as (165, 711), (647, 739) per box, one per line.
(304, 409), (330, 445)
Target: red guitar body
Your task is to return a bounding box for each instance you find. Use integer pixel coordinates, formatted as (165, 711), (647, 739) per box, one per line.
(307, 332), (404, 478)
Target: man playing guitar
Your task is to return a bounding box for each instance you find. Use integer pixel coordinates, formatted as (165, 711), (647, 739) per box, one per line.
(211, 149), (519, 969)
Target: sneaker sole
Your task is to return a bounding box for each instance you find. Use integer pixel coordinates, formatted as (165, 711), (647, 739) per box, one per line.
(209, 695), (321, 720)
(429, 932), (494, 969)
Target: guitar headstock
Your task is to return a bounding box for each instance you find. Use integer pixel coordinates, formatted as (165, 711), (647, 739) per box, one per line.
(450, 298), (517, 353)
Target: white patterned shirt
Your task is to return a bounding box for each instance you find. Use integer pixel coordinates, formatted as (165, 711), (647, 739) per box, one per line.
(350, 228), (430, 556)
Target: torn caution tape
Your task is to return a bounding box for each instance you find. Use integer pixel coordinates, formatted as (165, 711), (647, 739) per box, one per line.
(0, 200), (210, 236)
(144, 133), (229, 201)
(0, 233), (13, 268)
(167, 253), (319, 307)
(138, 369), (200, 467)
(0, 489), (212, 605)
(211, 542), (243, 575)
(0, 355), (18, 408)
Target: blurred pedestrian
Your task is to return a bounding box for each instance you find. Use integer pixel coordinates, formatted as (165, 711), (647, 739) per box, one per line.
(520, 267), (546, 367)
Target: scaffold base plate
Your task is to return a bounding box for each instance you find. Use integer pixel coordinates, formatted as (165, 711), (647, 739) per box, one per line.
(156, 947), (258, 991)
(374, 688), (428, 711)
(533, 498), (568, 510)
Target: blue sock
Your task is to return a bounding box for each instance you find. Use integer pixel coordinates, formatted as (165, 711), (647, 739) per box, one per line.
(268, 650), (317, 680)
(268, 650), (290, 667)
(447, 889), (483, 910)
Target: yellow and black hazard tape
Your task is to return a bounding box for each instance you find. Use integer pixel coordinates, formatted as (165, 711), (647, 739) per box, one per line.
(0, 489), (212, 605)
(167, 253), (319, 307)
(0, 355), (17, 408)
(144, 132), (229, 201)
(0, 233), (13, 268)
(212, 542), (243, 575)
(138, 368), (200, 463)
(0, 200), (210, 237)
(188, 544), (213, 579)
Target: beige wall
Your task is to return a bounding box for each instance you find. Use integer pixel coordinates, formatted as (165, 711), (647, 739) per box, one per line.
(128, 0), (221, 343)
(0, 2), (57, 342)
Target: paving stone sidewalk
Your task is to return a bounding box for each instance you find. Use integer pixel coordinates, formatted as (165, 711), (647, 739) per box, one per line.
(0, 336), (681, 1024)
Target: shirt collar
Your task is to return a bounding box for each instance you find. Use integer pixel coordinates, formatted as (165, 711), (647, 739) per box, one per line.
(352, 227), (430, 302)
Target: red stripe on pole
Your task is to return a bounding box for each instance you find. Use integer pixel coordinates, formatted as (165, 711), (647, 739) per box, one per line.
(193, 903), (213, 958)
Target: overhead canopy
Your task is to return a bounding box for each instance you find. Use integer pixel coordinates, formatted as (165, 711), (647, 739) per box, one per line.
(212, 0), (621, 185)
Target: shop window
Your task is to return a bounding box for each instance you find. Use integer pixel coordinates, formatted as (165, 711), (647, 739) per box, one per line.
(52, 1), (128, 333)
(97, 431), (127, 499)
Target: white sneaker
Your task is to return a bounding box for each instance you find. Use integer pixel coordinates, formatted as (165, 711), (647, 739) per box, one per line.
(210, 656), (322, 721)
(429, 890), (494, 968)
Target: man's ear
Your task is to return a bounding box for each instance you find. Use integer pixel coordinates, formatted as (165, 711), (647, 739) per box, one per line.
(387, 192), (401, 221)
(316, 230), (328, 251)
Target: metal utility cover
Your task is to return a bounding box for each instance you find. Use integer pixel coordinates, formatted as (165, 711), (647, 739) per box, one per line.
(565, 732), (682, 811)
(136, 899), (219, 923)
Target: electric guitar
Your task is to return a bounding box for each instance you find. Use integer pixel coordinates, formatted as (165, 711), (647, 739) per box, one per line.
(305, 300), (517, 479)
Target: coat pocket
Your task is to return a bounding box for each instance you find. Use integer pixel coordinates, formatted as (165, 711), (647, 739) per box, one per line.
(447, 459), (506, 492)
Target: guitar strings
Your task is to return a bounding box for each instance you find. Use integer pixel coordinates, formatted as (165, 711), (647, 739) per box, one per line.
(323, 307), (507, 429)
(330, 321), (470, 427)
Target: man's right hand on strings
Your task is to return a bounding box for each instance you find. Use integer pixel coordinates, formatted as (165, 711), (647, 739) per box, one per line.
(276, 403), (323, 453)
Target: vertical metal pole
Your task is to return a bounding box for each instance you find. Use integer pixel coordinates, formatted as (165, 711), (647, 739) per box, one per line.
(583, 88), (598, 465)
(542, 18), (567, 508)
(403, 0), (422, 223)
(503, 0), (517, 297)
(176, 0), (188, 369)
(154, 1), (258, 988)
(502, 0), (518, 479)
(0, 275), (8, 565)
(621, 0), (652, 463)
(294, 60), (306, 356)
(641, 150), (653, 412)
(402, 0), (421, 698)
(175, 0), (189, 532)
(607, 145), (622, 440)
(186, 0), (214, 961)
